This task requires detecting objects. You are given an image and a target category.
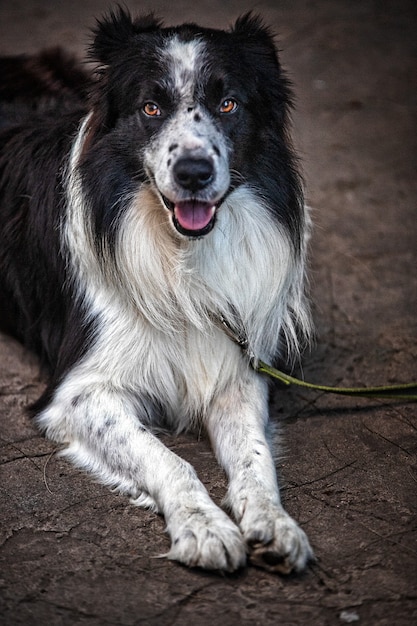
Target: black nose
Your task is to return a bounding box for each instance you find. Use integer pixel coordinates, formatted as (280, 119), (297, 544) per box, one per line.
(173, 157), (214, 192)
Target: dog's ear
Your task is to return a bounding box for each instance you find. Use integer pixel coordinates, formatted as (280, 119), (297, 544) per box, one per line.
(230, 13), (283, 78)
(231, 14), (292, 127)
(90, 7), (162, 65)
(231, 13), (277, 51)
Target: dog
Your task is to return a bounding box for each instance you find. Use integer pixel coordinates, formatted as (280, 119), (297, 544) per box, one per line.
(0, 8), (313, 574)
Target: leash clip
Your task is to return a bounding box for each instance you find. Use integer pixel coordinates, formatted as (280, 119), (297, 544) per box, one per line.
(217, 314), (257, 367)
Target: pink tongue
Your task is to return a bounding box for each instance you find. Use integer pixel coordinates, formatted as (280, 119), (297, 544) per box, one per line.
(174, 201), (215, 231)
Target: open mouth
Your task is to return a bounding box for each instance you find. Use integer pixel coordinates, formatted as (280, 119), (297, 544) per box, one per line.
(161, 195), (217, 237)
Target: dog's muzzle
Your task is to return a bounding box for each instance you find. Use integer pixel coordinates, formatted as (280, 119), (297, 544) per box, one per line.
(163, 156), (220, 237)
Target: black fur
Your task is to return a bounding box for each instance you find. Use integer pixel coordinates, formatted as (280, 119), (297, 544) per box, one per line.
(0, 8), (303, 398)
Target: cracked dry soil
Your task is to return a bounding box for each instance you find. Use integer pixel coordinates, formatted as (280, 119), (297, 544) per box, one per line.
(0, 1), (416, 624)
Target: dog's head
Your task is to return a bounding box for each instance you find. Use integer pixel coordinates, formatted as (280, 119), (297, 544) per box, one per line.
(85, 8), (295, 239)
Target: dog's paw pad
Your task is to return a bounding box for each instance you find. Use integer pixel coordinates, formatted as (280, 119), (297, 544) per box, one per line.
(249, 541), (307, 575)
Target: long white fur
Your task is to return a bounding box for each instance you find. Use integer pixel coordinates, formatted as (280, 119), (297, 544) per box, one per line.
(35, 35), (313, 573)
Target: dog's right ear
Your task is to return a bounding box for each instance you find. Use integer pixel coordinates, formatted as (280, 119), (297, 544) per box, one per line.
(90, 7), (162, 65)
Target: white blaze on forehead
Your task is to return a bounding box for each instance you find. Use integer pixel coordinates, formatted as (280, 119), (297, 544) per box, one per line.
(163, 35), (207, 99)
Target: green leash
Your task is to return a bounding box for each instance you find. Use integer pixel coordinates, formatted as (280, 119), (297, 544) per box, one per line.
(256, 360), (417, 401)
(216, 314), (417, 402)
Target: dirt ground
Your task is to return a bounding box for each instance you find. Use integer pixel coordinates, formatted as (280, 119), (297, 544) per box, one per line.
(0, 0), (416, 624)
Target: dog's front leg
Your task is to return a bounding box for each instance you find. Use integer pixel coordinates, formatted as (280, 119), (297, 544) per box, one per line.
(36, 381), (246, 572)
(206, 371), (313, 574)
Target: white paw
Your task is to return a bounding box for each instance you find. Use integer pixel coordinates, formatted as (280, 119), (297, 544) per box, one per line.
(240, 502), (313, 574)
(166, 507), (246, 572)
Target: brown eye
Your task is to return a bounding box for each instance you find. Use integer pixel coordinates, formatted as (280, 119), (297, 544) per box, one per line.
(219, 98), (238, 114)
(143, 102), (162, 117)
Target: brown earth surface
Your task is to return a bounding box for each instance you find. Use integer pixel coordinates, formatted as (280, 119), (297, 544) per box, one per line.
(0, 1), (416, 624)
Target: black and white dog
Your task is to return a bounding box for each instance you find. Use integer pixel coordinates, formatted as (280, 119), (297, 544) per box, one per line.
(0, 9), (312, 574)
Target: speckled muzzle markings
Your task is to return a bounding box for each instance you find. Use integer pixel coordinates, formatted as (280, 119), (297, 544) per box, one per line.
(144, 36), (231, 237)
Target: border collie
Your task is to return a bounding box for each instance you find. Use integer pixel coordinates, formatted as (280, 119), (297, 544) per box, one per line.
(0, 8), (312, 574)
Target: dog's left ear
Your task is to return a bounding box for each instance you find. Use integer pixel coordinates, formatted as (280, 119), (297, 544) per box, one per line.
(90, 7), (162, 65)
(231, 13), (277, 53)
(230, 13), (285, 81)
(231, 13), (291, 112)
